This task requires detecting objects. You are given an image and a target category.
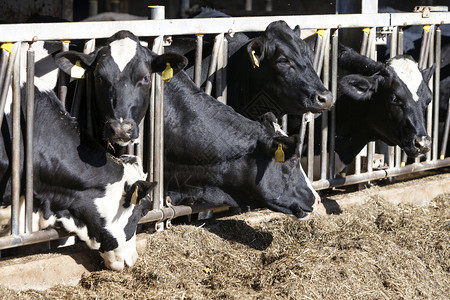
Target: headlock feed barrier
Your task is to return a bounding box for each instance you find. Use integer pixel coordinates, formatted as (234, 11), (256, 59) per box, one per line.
(0, 7), (449, 251)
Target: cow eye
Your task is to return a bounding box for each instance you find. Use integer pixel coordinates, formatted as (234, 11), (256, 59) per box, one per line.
(277, 57), (290, 65)
(142, 75), (151, 84)
(390, 95), (401, 106)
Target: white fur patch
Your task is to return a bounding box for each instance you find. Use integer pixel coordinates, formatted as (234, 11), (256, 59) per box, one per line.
(388, 57), (423, 102)
(20, 41), (59, 92)
(272, 122), (288, 137)
(109, 37), (137, 72)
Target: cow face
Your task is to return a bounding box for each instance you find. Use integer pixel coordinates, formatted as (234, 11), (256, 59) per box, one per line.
(246, 21), (333, 116)
(337, 55), (434, 162)
(255, 153), (320, 219)
(55, 31), (187, 148)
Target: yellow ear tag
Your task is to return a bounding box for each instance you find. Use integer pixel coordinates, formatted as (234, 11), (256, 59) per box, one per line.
(274, 144), (285, 162)
(317, 29), (325, 37)
(130, 185), (140, 205)
(251, 50), (260, 68)
(0, 43), (13, 53)
(423, 25), (431, 32)
(70, 60), (85, 79)
(362, 27), (371, 35)
(161, 62), (173, 82)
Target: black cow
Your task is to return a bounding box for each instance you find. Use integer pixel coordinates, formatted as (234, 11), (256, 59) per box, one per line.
(55, 31), (186, 155)
(163, 69), (320, 218)
(167, 20), (334, 120)
(0, 42), (156, 271)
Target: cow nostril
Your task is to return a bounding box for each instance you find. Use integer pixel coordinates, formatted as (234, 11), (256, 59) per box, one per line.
(414, 136), (431, 151)
(315, 92), (334, 108)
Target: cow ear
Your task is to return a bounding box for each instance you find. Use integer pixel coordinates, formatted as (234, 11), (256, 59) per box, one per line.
(338, 73), (382, 101)
(421, 64), (436, 84)
(247, 37), (265, 68)
(54, 49), (100, 76)
(151, 52), (188, 75)
(126, 181), (157, 206)
(293, 25), (301, 37)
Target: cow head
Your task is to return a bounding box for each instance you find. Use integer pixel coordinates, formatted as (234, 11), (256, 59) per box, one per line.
(94, 156), (157, 271)
(246, 20), (333, 116)
(255, 138), (320, 219)
(337, 47), (434, 164)
(55, 31), (187, 149)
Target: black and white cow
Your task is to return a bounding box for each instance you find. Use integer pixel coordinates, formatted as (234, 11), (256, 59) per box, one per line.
(290, 44), (435, 178)
(55, 31), (321, 217)
(163, 69), (320, 218)
(168, 20), (334, 120)
(335, 45), (435, 164)
(0, 42), (157, 271)
(55, 31), (186, 155)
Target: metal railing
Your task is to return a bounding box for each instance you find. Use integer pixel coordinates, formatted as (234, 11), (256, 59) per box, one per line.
(0, 10), (449, 251)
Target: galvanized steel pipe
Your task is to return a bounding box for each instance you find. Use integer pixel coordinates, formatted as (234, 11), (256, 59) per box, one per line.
(194, 35), (203, 87)
(433, 27), (441, 161)
(25, 42), (35, 234)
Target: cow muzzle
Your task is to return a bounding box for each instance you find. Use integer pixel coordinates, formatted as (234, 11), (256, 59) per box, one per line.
(314, 90), (334, 111)
(105, 119), (136, 146)
(413, 135), (431, 154)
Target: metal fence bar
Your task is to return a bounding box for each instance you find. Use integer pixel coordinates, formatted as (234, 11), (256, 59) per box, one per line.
(328, 29), (338, 179)
(222, 38), (228, 105)
(388, 26), (397, 171)
(0, 45), (19, 128)
(58, 41), (70, 107)
(11, 42), (21, 236)
(205, 33), (224, 96)
(151, 36), (164, 212)
(426, 25), (435, 162)
(0, 49), (9, 89)
(320, 29), (330, 181)
(313, 158), (450, 190)
(194, 34), (203, 87)
(433, 27), (441, 161)
(25, 42), (35, 234)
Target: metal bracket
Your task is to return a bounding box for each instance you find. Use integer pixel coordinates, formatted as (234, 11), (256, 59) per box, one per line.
(376, 26), (394, 45)
(414, 6), (449, 18)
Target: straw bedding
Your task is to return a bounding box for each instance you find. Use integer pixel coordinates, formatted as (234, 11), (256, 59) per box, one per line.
(1, 192), (449, 299)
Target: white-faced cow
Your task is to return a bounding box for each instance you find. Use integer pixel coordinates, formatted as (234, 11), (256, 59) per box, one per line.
(0, 41), (157, 271)
(163, 69), (321, 218)
(292, 44), (435, 178)
(334, 45), (435, 165)
(167, 20), (334, 120)
(55, 31), (187, 155)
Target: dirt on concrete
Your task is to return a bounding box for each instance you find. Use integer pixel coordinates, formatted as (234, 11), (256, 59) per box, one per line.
(0, 172), (448, 299)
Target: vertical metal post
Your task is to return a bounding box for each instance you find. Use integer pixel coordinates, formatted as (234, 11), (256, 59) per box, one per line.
(307, 113), (314, 181)
(388, 27), (397, 171)
(194, 35), (203, 87)
(329, 29), (338, 179)
(149, 6), (165, 217)
(320, 29), (330, 181)
(0, 49), (9, 88)
(11, 42), (21, 236)
(84, 39), (96, 138)
(111, 0), (120, 12)
(222, 38), (228, 105)
(426, 26), (434, 162)
(433, 27), (441, 161)
(360, 28), (369, 56)
(245, 0), (252, 11)
(89, 0), (98, 16)
(398, 28), (405, 167)
(205, 33), (224, 96)
(313, 31), (323, 72)
(0, 46), (17, 128)
(25, 41), (35, 234)
(265, 0), (273, 12)
(58, 41), (70, 108)
(215, 37), (224, 102)
(281, 115), (288, 133)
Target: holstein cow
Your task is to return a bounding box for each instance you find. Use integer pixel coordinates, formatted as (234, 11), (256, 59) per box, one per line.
(167, 19), (334, 120)
(55, 31), (321, 218)
(291, 44), (435, 178)
(163, 69), (321, 218)
(0, 41), (159, 271)
(55, 31), (186, 155)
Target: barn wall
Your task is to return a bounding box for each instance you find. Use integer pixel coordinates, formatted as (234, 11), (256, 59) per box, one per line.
(0, 0), (62, 23)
